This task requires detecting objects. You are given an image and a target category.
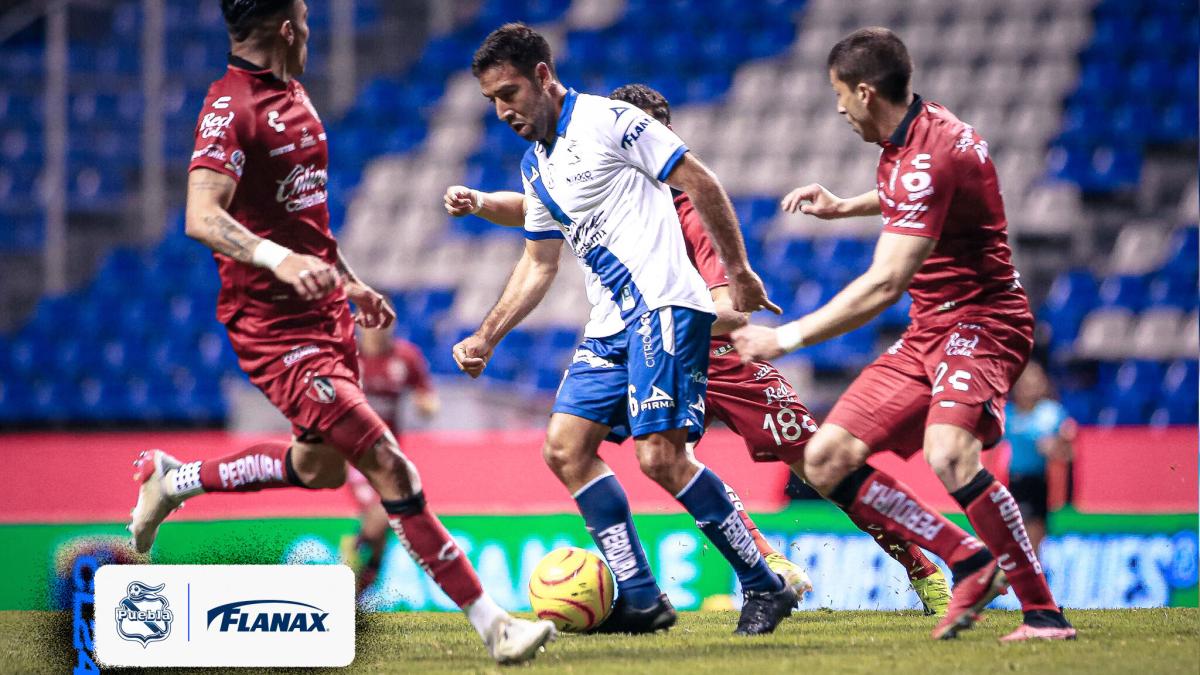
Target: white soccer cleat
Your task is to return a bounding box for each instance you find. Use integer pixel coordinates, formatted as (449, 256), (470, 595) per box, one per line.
(128, 449), (183, 554)
(484, 615), (557, 665)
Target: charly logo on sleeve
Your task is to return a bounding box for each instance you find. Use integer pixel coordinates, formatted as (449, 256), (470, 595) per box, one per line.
(114, 581), (174, 647)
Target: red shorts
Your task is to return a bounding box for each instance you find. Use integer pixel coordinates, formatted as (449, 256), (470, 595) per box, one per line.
(825, 316), (1033, 457)
(705, 348), (817, 464)
(225, 303), (385, 459)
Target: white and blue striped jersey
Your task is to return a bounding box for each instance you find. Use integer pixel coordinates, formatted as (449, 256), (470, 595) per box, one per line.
(521, 89), (715, 338)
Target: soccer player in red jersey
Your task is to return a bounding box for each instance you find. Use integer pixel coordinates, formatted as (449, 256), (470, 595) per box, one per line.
(126, 1), (555, 663)
(444, 83), (979, 618)
(733, 28), (1075, 641)
(342, 325), (440, 597)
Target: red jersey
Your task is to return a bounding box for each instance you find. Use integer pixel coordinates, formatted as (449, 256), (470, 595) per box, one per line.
(877, 96), (1030, 330)
(359, 339), (433, 434)
(674, 191), (736, 355)
(188, 55), (344, 324)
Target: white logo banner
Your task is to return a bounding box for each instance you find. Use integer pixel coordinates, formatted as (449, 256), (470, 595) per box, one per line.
(95, 564), (355, 668)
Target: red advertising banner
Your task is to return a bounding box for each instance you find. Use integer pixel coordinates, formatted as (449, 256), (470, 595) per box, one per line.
(0, 426), (1193, 523)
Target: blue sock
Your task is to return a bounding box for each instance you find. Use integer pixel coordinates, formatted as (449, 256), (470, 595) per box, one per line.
(676, 467), (782, 593)
(573, 473), (661, 609)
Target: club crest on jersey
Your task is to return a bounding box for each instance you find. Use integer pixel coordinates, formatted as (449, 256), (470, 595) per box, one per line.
(306, 376), (336, 404)
(114, 581), (173, 647)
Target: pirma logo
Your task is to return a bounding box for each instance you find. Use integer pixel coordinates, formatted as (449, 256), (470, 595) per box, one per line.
(114, 581), (173, 647)
(206, 599), (330, 633)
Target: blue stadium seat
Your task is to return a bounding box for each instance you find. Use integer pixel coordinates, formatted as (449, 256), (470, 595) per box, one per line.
(1148, 274), (1198, 309)
(1060, 388), (1099, 425)
(1162, 226), (1199, 280)
(1097, 274), (1149, 311)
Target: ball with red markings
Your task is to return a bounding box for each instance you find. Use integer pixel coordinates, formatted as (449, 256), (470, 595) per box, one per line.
(528, 547), (614, 632)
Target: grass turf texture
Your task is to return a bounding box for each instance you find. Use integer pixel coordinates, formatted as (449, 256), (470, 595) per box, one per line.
(3, 609), (1196, 674)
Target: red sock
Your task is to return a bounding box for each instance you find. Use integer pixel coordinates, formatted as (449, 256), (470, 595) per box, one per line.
(955, 470), (1058, 612)
(383, 492), (484, 608)
(195, 442), (295, 492)
(845, 512), (941, 580)
(724, 483), (775, 557)
(832, 466), (985, 571)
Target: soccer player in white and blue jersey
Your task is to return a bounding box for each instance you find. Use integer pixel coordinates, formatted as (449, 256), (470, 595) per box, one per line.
(455, 24), (795, 635)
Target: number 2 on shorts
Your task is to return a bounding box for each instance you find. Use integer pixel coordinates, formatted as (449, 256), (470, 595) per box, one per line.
(931, 361), (972, 395)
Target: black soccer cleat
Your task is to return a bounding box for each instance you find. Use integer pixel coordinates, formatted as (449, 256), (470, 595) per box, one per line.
(586, 592), (677, 635)
(734, 576), (797, 636)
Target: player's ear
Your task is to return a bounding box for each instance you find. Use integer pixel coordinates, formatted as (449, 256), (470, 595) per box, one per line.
(535, 62), (552, 90)
(280, 18), (294, 45)
(856, 82), (873, 105)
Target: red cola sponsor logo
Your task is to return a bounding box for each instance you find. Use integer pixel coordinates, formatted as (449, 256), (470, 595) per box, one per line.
(944, 331), (979, 357)
(200, 111), (235, 139)
(276, 163), (328, 212)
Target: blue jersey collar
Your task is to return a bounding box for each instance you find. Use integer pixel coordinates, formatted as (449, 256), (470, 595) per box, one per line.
(541, 87), (578, 156)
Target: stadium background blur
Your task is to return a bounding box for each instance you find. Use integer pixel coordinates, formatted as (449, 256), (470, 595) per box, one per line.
(0, 0), (1196, 618)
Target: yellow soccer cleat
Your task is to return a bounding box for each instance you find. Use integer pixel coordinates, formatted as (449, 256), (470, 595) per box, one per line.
(765, 552), (813, 601)
(912, 567), (952, 618)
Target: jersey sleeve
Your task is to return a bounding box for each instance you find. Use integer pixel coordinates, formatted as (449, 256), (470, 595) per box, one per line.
(604, 101), (689, 182)
(881, 140), (963, 240)
(521, 175), (564, 240)
(677, 196), (728, 289)
(188, 88), (249, 181)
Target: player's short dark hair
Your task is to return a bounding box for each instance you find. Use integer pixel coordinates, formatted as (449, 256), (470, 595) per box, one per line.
(471, 23), (557, 81)
(221, 0), (296, 42)
(609, 84), (671, 126)
(827, 27), (912, 104)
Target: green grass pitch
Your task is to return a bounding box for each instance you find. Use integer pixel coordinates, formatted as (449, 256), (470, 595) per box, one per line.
(3, 609), (1196, 674)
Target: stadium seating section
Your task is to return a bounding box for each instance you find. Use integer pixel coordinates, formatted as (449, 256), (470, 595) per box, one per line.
(0, 0), (1195, 426)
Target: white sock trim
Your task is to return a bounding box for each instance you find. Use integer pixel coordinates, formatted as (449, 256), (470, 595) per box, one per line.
(571, 470), (616, 499)
(465, 593), (507, 640)
(674, 464), (708, 500)
(166, 461), (204, 499)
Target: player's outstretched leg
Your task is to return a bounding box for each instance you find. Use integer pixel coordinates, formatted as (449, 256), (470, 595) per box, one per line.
(805, 425), (1013, 638)
(350, 418), (556, 664)
(542, 414), (676, 635)
(843, 510), (950, 616)
(129, 441), (344, 553)
(723, 482), (812, 600)
(926, 425), (1075, 642)
(637, 430), (796, 635)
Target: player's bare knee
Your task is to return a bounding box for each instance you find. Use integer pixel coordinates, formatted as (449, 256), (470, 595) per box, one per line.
(541, 434), (586, 483)
(304, 457), (347, 489)
(634, 440), (680, 487)
(802, 434), (842, 493)
(359, 434), (419, 498)
(924, 425), (982, 491)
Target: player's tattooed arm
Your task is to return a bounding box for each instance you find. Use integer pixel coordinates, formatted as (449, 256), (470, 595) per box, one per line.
(664, 153), (780, 315)
(335, 251), (362, 284)
(185, 168), (341, 301)
(454, 237), (561, 378)
(185, 169), (262, 263)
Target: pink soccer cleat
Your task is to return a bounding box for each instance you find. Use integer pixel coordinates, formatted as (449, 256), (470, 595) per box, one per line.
(931, 560), (1009, 640)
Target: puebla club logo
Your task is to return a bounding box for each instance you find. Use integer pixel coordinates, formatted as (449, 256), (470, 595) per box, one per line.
(114, 581), (174, 647)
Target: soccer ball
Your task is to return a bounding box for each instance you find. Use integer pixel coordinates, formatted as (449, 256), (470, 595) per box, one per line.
(528, 547), (614, 632)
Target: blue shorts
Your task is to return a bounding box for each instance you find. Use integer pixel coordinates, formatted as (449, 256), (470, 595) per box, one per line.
(553, 306), (713, 443)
